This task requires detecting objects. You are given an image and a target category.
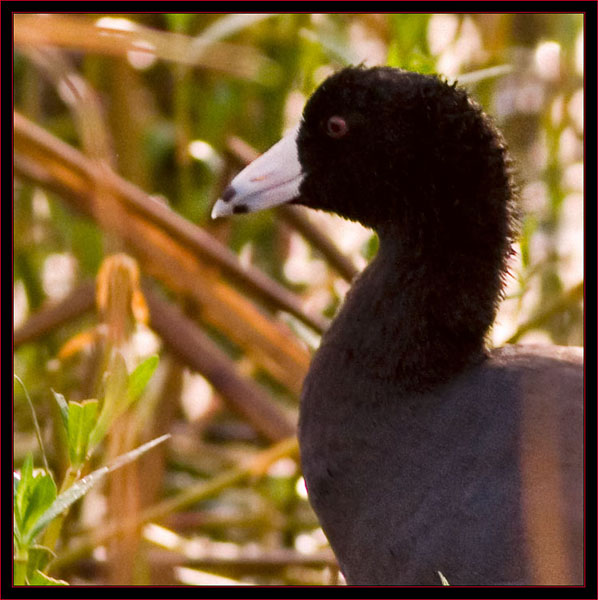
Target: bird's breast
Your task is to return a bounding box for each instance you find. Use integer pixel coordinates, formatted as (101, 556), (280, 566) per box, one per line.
(297, 358), (532, 584)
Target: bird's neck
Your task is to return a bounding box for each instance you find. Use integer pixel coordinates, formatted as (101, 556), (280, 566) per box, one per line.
(322, 230), (496, 392)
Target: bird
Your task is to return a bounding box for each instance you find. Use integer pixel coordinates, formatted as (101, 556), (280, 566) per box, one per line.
(211, 66), (584, 586)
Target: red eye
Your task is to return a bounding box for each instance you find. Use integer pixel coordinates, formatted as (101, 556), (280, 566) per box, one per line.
(326, 116), (348, 138)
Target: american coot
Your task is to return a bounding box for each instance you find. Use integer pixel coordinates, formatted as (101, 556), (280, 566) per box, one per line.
(211, 66), (583, 585)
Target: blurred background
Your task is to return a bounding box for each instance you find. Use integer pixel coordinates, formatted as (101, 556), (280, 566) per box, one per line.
(13, 13), (584, 586)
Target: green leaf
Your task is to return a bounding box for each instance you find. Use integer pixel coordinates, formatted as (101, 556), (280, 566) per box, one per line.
(88, 353), (159, 454)
(28, 434), (170, 542)
(20, 454), (34, 485)
(361, 233), (379, 262)
(51, 389), (69, 432)
(14, 470), (22, 500)
(26, 545), (55, 578)
(27, 467), (110, 543)
(28, 570), (68, 585)
(87, 352), (128, 451)
(388, 14), (431, 65)
(14, 462), (29, 543)
(107, 433), (171, 472)
(126, 354), (159, 405)
(66, 399), (99, 467)
(15, 456), (57, 544)
(23, 474), (57, 541)
(14, 473), (23, 546)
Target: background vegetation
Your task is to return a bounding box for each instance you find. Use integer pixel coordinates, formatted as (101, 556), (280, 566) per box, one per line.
(13, 13), (584, 586)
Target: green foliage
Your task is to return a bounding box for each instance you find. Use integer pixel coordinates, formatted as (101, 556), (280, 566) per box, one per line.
(30, 434), (170, 543)
(14, 353), (161, 586)
(65, 400), (99, 467)
(27, 467), (109, 546)
(14, 455), (58, 550)
(127, 354), (161, 405)
(387, 14), (435, 72)
(27, 570), (69, 586)
(87, 353), (128, 451)
(361, 234), (379, 262)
